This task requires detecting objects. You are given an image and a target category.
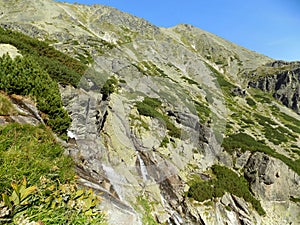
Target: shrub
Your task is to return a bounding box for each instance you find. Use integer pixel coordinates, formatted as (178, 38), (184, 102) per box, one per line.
(0, 26), (87, 86)
(136, 97), (181, 138)
(188, 165), (265, 215)
(0, 54), (71, 136)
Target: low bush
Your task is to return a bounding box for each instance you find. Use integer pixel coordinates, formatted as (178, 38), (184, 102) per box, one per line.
(136, 97), (181, 138)
(0, 54), (71, 136)
(188, 165), (265, 216)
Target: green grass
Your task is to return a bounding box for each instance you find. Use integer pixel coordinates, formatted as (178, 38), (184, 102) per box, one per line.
(188, 165), (265, 215)
(0, 123), (74, 190)
(254, 113), (296, 145)
(246, 97), (256, 107)
(136, 196), (159, 225)
(0, 123), (106, 224)
(0, 93), (18, 115)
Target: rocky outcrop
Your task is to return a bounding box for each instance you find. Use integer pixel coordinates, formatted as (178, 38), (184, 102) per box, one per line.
(0, 94), (43, 126)
(245, 152), (300, 224)
(248, 60), (300, 114)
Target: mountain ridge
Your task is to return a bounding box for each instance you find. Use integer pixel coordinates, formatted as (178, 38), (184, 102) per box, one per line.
(0, 0), (299, 224)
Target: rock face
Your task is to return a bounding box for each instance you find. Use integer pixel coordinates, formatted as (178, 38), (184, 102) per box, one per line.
(1, 0), (300, 224)
(248, 61), (300, 114)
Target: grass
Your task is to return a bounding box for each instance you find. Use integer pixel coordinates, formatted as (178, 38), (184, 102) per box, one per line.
(0, 93), (18, 115)
(0, 123), (74, 190)
(254, 113), (296, 145)
(136, 196), (159, 225)
(188, 165), (265, 215)
(0, 123), (106, 224)
(246, 97), (256, 107)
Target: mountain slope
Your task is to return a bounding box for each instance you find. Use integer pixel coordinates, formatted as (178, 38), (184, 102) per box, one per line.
(0, 0), (299, 224)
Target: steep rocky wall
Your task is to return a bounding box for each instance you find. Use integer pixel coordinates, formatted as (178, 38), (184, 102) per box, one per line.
(248, 60), (300, 114)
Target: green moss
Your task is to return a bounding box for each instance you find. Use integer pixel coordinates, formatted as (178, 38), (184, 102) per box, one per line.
(188, 165), (265, 215)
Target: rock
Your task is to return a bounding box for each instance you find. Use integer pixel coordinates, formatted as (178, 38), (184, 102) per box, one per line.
(0, 43), (22, 59)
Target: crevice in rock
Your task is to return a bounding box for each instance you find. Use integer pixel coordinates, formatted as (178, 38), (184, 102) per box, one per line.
(97, 110), (108, 133)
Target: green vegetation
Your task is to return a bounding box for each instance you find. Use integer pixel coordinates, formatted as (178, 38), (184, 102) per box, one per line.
(222, 133), (300, 175)
(0, 123), (106, 224)
(100, 76), (118, 99)
(136, 196), (159, 225)
(133, 61), (168, 77)
(188, 165), (265, 215)
(181, 76), (198, 85)
(0, 54), (71, 136)
(290, 196), (300, 204)
(136, 97), (181, 138)
(246, 97), (256, 107)
(0, 93), (18, 115)
(0, 26), (86, 86)
(254, 113), (296, 145)
(160, 136), (169, 148)
(0, 123), (74, 190)
(194, 100), (211, 124)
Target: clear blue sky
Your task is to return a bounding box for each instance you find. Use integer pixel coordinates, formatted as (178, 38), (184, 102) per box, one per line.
(56, 0), (300, 61)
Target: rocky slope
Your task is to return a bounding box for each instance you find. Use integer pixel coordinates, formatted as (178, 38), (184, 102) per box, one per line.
(0, 0), (299, 224)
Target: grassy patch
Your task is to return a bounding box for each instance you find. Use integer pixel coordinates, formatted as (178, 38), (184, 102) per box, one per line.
(254, 113), (296, 145)
(0, 123), (106, 224)
(0, 123), (74, 190)
(133, 61), (168, 77)
(188, 165), (265, 215)
(0, 93), (18, 115)
(246, 97), (256, 107)
(136, 196), (159, 225)
(194, 100), (211, 124)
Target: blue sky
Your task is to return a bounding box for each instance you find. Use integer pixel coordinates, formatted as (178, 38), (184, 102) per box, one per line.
(56, 0), (300, 61)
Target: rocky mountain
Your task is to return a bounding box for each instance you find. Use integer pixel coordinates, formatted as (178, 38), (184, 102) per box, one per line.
(0, 0), (299, 224)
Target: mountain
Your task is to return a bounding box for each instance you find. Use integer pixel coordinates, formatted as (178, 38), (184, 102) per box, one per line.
(0, 0), (299, 224)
